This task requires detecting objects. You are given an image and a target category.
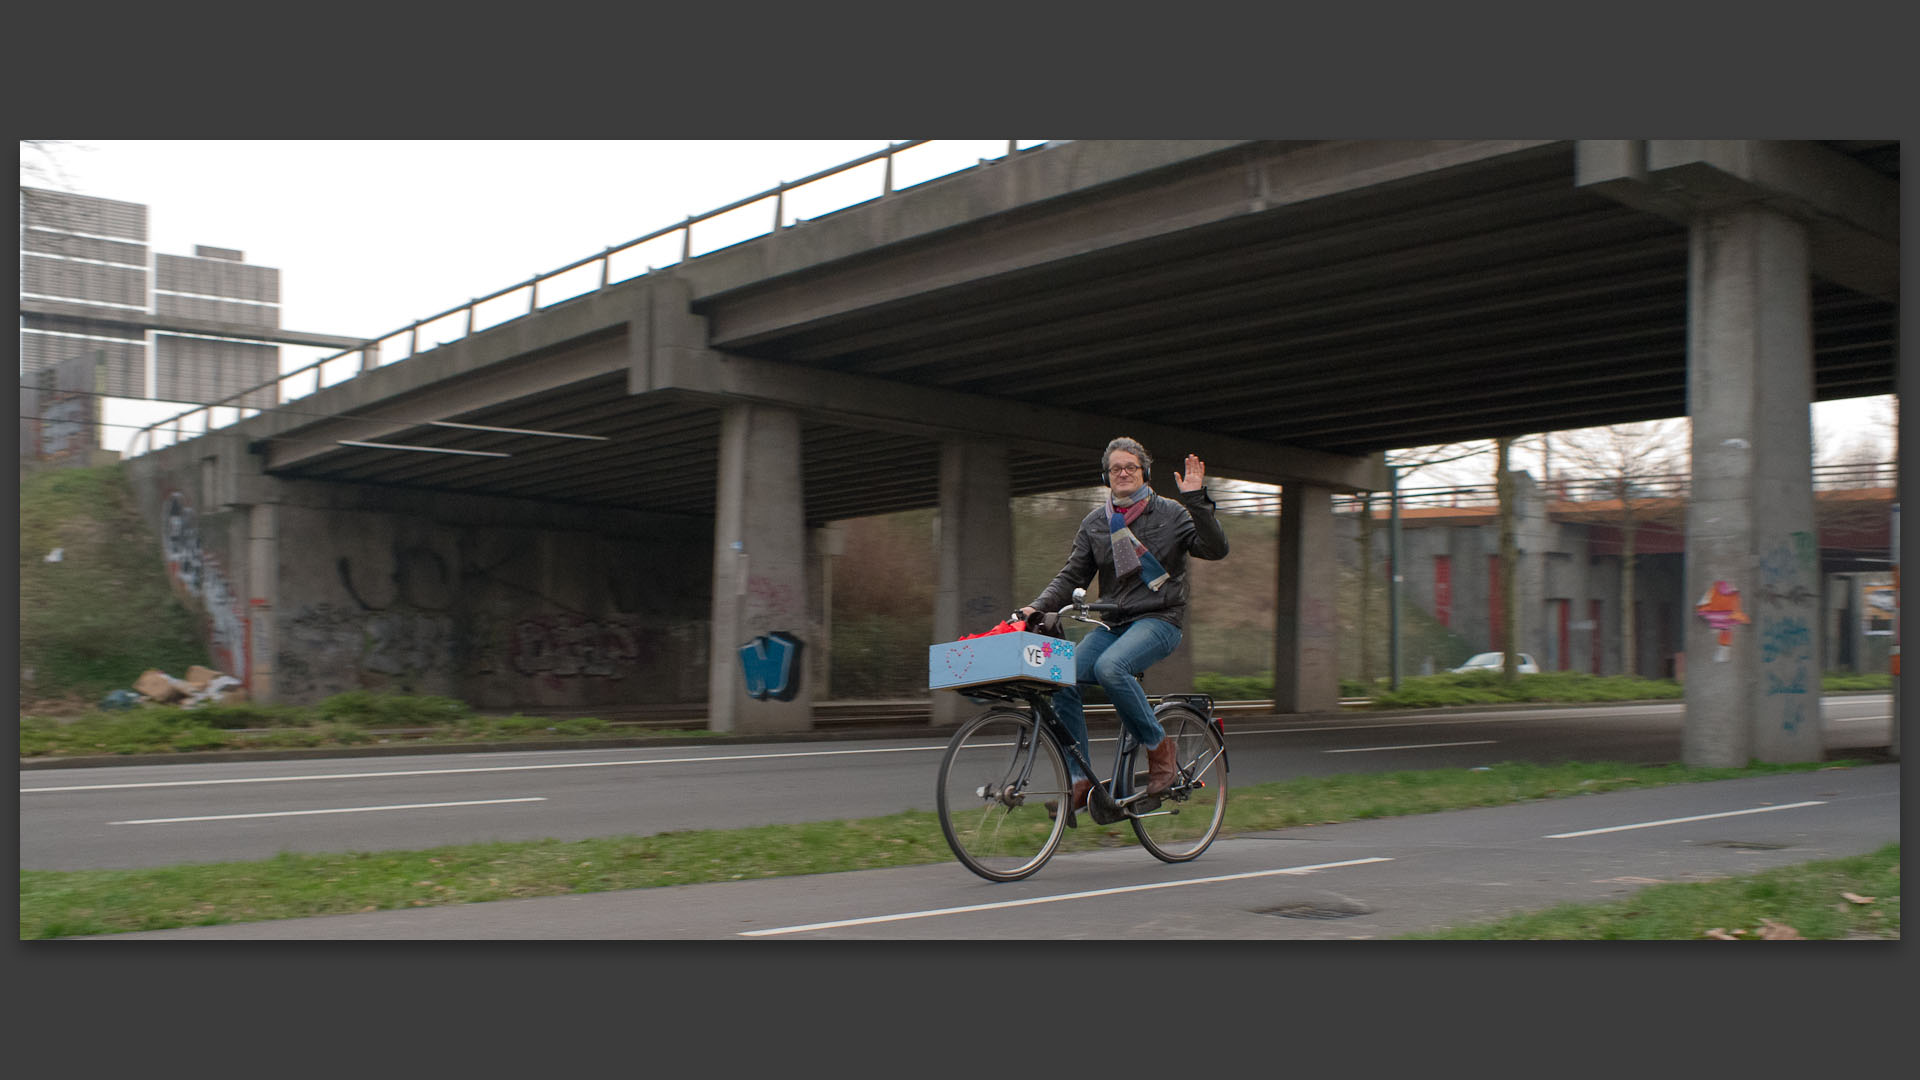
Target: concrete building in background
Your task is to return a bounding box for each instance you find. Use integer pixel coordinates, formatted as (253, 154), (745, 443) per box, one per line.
(19, 186), (364, 465)
(1363, 468), (1896, 681)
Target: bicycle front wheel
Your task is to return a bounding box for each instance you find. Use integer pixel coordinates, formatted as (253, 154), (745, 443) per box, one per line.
(1130, 704), (1228, 863)
(936, 708), (1071, 882)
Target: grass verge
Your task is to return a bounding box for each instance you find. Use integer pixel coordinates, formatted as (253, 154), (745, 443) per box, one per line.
(25, 672), (1893, 759)
(18, 464), (209, 703)
(21, 758), (1870, 938)
(20, 690), (723, 758)
(1401, 842), (1900, 940)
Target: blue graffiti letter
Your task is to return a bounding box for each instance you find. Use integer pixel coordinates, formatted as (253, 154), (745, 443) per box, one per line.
(739, 631), (803, 701)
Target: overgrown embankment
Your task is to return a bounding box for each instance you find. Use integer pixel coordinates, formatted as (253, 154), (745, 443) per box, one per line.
(18, 463), (209, 707)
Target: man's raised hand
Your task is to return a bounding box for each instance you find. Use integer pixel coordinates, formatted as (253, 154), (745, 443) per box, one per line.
(1175, 454), (1206, 492)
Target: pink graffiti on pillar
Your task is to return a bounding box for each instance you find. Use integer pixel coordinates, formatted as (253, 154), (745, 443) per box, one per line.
(1695, 580), (1751, 662)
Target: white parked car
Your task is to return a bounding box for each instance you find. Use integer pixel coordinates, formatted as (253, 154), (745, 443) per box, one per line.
(1450, 651), (1540, 674)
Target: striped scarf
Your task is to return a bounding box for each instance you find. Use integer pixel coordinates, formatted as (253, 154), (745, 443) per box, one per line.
(1108, 488), (1169, 591)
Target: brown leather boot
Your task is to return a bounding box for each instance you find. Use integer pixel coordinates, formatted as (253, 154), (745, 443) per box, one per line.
(1145, 738), (1179, 796)
(1045, 778), (1093, 819)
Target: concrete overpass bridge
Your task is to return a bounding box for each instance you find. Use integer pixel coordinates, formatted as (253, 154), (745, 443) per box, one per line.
(124, 139), (1898, 766)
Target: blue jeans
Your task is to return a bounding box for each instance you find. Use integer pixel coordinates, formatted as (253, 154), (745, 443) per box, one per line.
(1051, 617), (1182, 781)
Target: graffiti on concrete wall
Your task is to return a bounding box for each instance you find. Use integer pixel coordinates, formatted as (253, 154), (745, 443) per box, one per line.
(461, 613), (705, 699)
(740, 632), (803, 701)
(161, 492), (249, 684)
(277, 603), (455, 698)
(508, 615), (646, 679)
(338, 548), (454, 612)
(747, 574), (801, 619)
(1757, 533), (1819, 736)
(274, 524), (701, 701)
(364, 612), (457, 677)
(1694, 580), (1750, 662)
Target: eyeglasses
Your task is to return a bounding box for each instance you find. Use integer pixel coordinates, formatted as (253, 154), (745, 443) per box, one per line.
(1107, 463), (1142, 476)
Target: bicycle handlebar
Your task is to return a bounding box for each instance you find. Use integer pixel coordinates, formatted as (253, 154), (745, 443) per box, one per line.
(1010, 587), (1124, 634)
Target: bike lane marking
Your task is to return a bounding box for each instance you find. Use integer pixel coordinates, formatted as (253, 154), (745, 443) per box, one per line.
(1542, 801), (1826, 839)
(24, 745), (948, 794)
(110, 797), (547, 825)
(737, 856), (1394, 937)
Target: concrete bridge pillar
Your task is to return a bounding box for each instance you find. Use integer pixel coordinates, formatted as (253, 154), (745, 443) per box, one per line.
(708, 402), (817, 732)
(246, 504), (278, 703)
(1683, 202), (1823, 765)
(1274, 482), (1341, 712)
(930, 437), (1013, 727)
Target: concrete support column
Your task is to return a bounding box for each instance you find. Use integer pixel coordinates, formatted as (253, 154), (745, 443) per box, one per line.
(1683, 203), (1823, 766)
(811, 522), (845, 700)
(1274, 482), (1340, 712)
(708, 403), (815, 733)
(247, 504), (277, 703)
(931, 437), (1013, 727)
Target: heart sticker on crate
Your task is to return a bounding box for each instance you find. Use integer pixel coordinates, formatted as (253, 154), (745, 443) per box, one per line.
(943, 644), (975, 680)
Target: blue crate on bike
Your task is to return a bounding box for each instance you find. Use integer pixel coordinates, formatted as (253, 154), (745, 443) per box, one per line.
(929, 631), (1075, 692)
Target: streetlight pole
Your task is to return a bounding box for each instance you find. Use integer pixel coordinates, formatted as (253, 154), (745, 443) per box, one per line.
(1390, 465), (1403, 691)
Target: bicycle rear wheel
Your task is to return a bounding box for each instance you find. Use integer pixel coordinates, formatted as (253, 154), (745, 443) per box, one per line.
(1130, 704), (1228, 863)
(936, 708), (1071, 882)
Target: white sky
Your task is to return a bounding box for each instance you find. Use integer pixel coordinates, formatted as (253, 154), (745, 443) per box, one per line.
(19, 139), (1897, 472)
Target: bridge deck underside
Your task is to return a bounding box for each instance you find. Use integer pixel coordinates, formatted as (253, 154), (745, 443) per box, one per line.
(267, 372), (1094, 522)
(261, 142), (1897, 524)
(714, 144), (1894, 454)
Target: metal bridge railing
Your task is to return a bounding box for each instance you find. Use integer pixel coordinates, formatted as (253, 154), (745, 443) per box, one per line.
(1209, 460), (1897, 517)
(126, 140), (1055, 458)
(1314, 460), (1896, 515)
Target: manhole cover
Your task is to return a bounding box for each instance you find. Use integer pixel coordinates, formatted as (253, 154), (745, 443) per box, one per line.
(1707, 840), (1791, 850)
(1256, 901), (1372, 920)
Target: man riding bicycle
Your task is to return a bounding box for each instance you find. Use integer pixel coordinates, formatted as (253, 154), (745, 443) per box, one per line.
(1020, 436), (1230, 816)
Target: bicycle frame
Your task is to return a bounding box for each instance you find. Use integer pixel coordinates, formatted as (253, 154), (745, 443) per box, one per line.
(962, 681), (1182, 825)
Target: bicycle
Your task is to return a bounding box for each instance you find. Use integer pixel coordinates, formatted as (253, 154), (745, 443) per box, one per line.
(933, 588), (1230, 882)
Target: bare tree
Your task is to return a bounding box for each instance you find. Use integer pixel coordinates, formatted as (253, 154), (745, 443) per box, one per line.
(1350, 443), (1492, 681)
(1548, 419), (1688, 676)
(1814, 395), (1896, 470)
(20, 139), (69, 186)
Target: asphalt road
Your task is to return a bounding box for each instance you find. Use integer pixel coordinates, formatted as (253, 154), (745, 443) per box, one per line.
(21, 695), (1892, 872)
(75, 760), (1900, 939)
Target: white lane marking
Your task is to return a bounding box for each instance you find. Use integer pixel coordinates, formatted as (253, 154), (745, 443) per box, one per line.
(1325, 740), (1498, 754)
(24, 745), (946, 794)
(1543, 801), (1826, 839)
(1224, 714), (1637, 737)
(30, 700), (1888, 796)
(110, 797), (547, 825)
(21, 707), (1660, 796)
(739, 857), (1394, 937)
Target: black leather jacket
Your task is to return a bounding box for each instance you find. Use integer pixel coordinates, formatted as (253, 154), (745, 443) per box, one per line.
(1027, 486), (1229, 630)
